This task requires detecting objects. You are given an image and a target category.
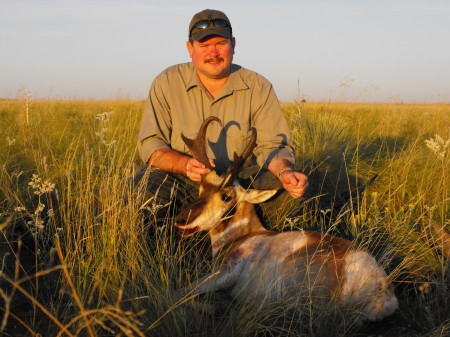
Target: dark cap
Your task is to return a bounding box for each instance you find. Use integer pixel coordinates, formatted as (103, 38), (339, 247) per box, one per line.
(189, 9), (232, 41)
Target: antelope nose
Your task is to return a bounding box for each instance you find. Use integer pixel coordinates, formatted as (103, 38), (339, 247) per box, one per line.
(176, 218), (187, 226)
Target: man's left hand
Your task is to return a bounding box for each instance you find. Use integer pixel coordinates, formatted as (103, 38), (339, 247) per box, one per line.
(280, 171), (309, 199)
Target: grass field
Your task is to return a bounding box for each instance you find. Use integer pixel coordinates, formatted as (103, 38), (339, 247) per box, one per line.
(0, 99), (449, 336)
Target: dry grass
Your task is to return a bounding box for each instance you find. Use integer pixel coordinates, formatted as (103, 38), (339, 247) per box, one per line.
(0, 99), (449, 336)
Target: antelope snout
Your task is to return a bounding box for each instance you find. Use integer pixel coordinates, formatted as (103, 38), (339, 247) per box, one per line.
(175, 218), (187, 226)
(175, 216), (200, 238)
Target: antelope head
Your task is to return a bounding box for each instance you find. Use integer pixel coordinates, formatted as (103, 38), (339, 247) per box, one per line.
(175, 117), (276, 238)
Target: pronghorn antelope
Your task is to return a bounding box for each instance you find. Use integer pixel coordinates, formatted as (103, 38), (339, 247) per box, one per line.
(176, 117), (398, 322)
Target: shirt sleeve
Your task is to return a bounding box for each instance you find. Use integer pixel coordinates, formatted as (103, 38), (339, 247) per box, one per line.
(137, 74), (172, 164)
(251, 76), (296, 168)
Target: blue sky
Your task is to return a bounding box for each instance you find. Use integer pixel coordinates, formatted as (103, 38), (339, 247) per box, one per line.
(1, 0), (449, 102)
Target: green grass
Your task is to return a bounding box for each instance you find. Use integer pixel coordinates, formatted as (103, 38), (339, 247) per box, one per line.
(0, 99), (449, 336)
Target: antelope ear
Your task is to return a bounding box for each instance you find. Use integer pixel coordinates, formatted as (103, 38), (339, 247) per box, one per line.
(238, 187), (278, 204)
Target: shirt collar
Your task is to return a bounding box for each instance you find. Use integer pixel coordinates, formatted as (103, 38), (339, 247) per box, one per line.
(185, 63), (249, 96)
(186, 63), (203, 90)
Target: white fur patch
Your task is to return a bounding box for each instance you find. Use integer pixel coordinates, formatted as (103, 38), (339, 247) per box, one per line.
(284, 231), (308, 255)
(342, 251), (398, 321)
(211, 217), (250, 256)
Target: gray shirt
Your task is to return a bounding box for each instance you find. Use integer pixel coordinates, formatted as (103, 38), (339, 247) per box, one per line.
(138, 62), (295, 175)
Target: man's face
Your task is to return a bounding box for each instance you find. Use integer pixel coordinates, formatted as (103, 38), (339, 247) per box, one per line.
(187, 36), (235, 80)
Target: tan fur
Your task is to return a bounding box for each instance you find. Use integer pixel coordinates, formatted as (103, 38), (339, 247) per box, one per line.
(176, 117), (398, 321)
(176, 172), (398, 321)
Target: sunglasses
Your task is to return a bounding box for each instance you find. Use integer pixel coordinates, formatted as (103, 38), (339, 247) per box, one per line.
(189, 19), (232, 38)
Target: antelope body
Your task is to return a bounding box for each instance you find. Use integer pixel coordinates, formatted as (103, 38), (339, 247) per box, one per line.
(176, 117), (398, 322)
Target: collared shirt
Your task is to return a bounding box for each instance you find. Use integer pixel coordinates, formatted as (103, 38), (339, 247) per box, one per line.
(138, 62), (295, 175)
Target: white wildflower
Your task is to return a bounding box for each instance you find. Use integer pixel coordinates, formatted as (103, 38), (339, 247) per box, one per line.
(6, 136), (16, 146)
(28, 215), (45, 237)
(424, 204), (438, 213)
(102, 139), (117, 148)
(425, 134), (450, 159)
(28, 174), (55, 196)
(34, 203), (45, 215)
(28, 174), (42, 190)
(35, 220), (45, 231)
(39, 180), (56, 194)
(95, 112), (117, 147)
(320, 209), (331, 216)
(14, 206), (26, 212)
(285, 217), (302, 230)
(13, 171), (23, 180)
(55, 227), (63, 238)
(95, 111), (114, 123)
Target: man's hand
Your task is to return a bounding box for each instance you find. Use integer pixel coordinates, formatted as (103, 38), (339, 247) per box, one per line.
(149, 148), (213, 182)
(268, 158), (308, 199)
(186, 158), (215, 182)
(279, 170), (309, 199)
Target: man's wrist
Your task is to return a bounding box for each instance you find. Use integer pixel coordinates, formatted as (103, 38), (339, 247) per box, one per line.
(278, 167), (293, 179)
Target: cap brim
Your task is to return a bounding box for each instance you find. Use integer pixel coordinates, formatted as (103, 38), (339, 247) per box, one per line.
(190, 27), (232, 41)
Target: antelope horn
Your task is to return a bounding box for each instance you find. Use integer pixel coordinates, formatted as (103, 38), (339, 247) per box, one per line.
(181, 116), (222, 170)
(223, 127), (257, 187)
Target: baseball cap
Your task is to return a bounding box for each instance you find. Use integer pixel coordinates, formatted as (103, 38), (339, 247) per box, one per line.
(189, 9), (232, 41)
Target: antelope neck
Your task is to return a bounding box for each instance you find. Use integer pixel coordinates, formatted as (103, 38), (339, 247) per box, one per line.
(210, 201), (266, 257)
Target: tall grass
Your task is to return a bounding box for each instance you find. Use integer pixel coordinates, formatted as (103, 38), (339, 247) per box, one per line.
(1, 99), (449, 336)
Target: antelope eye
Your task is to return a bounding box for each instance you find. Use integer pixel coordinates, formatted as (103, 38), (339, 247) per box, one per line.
(221, 194), (233, 202)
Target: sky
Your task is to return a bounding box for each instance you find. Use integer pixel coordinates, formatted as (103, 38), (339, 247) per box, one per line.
(1, 0), (450, 103)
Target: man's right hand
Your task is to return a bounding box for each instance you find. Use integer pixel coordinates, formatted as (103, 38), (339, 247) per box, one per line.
(149, 148), (215, 182)
(186, 158), (213, 182)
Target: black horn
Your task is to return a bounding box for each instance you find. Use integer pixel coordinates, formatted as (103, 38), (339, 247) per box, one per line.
(181, 116), (222, 170)
(223, 127), (257, 187)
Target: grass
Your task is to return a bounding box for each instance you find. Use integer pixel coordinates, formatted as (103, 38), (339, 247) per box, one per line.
(0, 98), (449, 336)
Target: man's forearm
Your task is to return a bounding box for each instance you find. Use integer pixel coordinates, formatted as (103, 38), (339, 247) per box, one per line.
(148, 148), (189, 175)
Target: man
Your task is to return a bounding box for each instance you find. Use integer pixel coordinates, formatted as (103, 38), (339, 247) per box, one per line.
(135, 9), (308, 223)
